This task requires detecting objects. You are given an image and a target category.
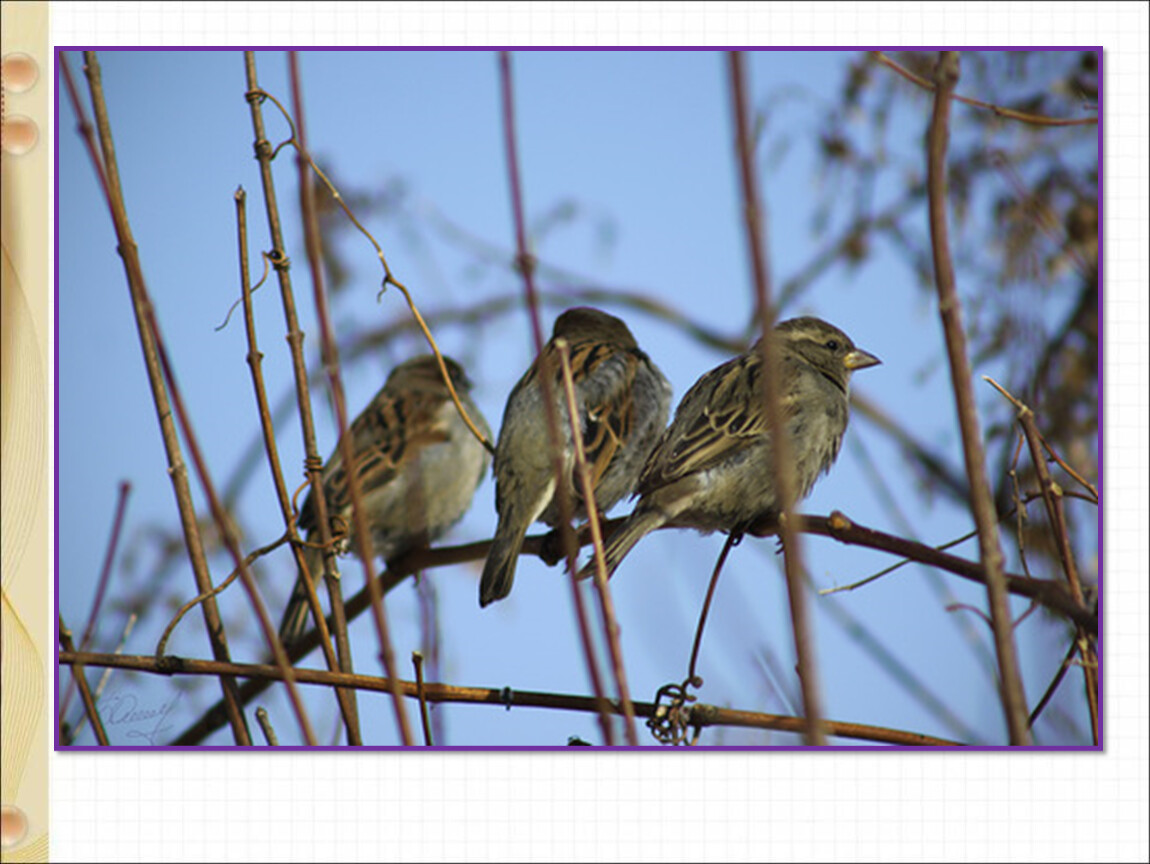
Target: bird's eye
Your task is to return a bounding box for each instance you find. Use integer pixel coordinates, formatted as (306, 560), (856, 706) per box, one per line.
(825, 339), (841, 351)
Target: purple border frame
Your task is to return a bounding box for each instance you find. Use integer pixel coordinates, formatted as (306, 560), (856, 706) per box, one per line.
(52, 45), (1104, 752)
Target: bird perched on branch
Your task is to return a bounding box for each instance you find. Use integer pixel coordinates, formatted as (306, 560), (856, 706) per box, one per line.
(585, 316), (880, 580)
(480, 307), (671, 607)
(279, 354), (491, 649)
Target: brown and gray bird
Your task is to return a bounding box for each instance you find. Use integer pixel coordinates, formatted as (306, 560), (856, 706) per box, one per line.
(585, 316), (880, 580)
(280, 354), (491, 649)
(479, 307), (672, 607)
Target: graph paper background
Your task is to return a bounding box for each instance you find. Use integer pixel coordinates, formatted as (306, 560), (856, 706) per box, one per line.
(47, 3), (1148, 862)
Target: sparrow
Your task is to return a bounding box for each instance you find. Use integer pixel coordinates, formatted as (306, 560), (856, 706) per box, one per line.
(586, 316), (880, 580)
(279, 354), (492, 648)
(479, 307), (672, 607)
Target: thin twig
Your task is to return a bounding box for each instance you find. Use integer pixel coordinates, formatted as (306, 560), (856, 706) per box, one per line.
(243, 52), (362, 743)
(65, 616), (135, 745)
(59, 481), (131, 725)
(1006, 432), (1038, 582)
(1040, 436), (1098, 502)
(62, 50), (251, 745)
(819, 527), (979, 595)
(793, 512), (1096, 634)
(871, 51), (1098, 127)
(925, 51), (1030, 744)
(234, 187), (362, 741)
(414, 576), (446, 745)
(729, 50), (826, 745)
(256, 707), (279, 746)
(556, 339), (639, 745)
(95, 614), (136, 699)
(79, 50), (317, 745)
(983, 375), (1098, 743)
(412, 652), (434, 746)
(289, 51), (410, 745)
(687, 533), (741, 686)
(155, 535), (288, 657)
(148, 250), (319, 747)
(814, 586), (982, 743)
(58, 616), (110, 746)
(248, 84), (493, 455)
(1028, 638), (1081, 732)
(846, 429), (1000, 703)
(984, 377), (1085, 595)
(216, 248), (270, 332)
(65, 613), (138, 745)
(498, 50), (616, 746)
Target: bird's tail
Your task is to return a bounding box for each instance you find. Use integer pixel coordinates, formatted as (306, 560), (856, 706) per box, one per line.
(278, 545), (326, 651)
(579, 505), (666, 582)
(479, 517), (531, 607)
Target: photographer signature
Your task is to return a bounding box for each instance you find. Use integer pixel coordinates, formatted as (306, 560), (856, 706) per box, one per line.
(104, 691), (181, 745)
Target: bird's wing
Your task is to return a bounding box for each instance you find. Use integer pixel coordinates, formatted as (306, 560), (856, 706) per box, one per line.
(570, 339), (641, 493)
(639, 350), (799, 493)
(303, 386), (452, 530)
(514, 337), (641, 494)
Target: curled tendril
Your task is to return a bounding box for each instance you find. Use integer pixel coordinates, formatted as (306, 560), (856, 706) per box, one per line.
(647, 679), (703, 746)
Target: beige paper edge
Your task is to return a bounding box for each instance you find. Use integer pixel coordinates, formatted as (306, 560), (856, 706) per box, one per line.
(1, 3), (51, 861)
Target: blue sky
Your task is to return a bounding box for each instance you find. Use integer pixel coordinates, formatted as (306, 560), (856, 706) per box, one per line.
(57, 48), (1098, 747)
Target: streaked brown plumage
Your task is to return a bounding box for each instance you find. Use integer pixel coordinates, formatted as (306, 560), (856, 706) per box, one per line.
(280, 355), (491, 649)
(479, 307), (671, 607)
(586, 316), (880, 580)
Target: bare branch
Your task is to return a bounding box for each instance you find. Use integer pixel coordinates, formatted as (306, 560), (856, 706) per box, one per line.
(729, 50), (826, 745)
(58, 617), (109, 746)
(59, 481), (131, 727)
(255, 707), (279, 746)
(983, 375), (1098, 743)
(925, 51), (1030, 744)
(556, 339), (639, 745)
(233, 186), (361, 740)
(172, 505), (1098, 745)
(288, 51), (407, 745)
(61, 51), (252, 745)
(411, 652), (434, 746)
(61, 651), (966, 748)
(871, 51), (1097, 127)
(498, 50), (617, 745)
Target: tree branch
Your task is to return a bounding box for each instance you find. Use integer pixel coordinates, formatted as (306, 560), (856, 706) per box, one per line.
(61, 51), (252, 745)
(498, 50), (618, 745)
(871, 51), (1097, 127)
(925, 51), (1031, 744)
(729, 49), (826, 746)
(61, 651), (966, 748)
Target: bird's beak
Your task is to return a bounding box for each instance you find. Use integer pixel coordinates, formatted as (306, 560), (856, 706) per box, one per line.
(844, 348), (881, 370)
